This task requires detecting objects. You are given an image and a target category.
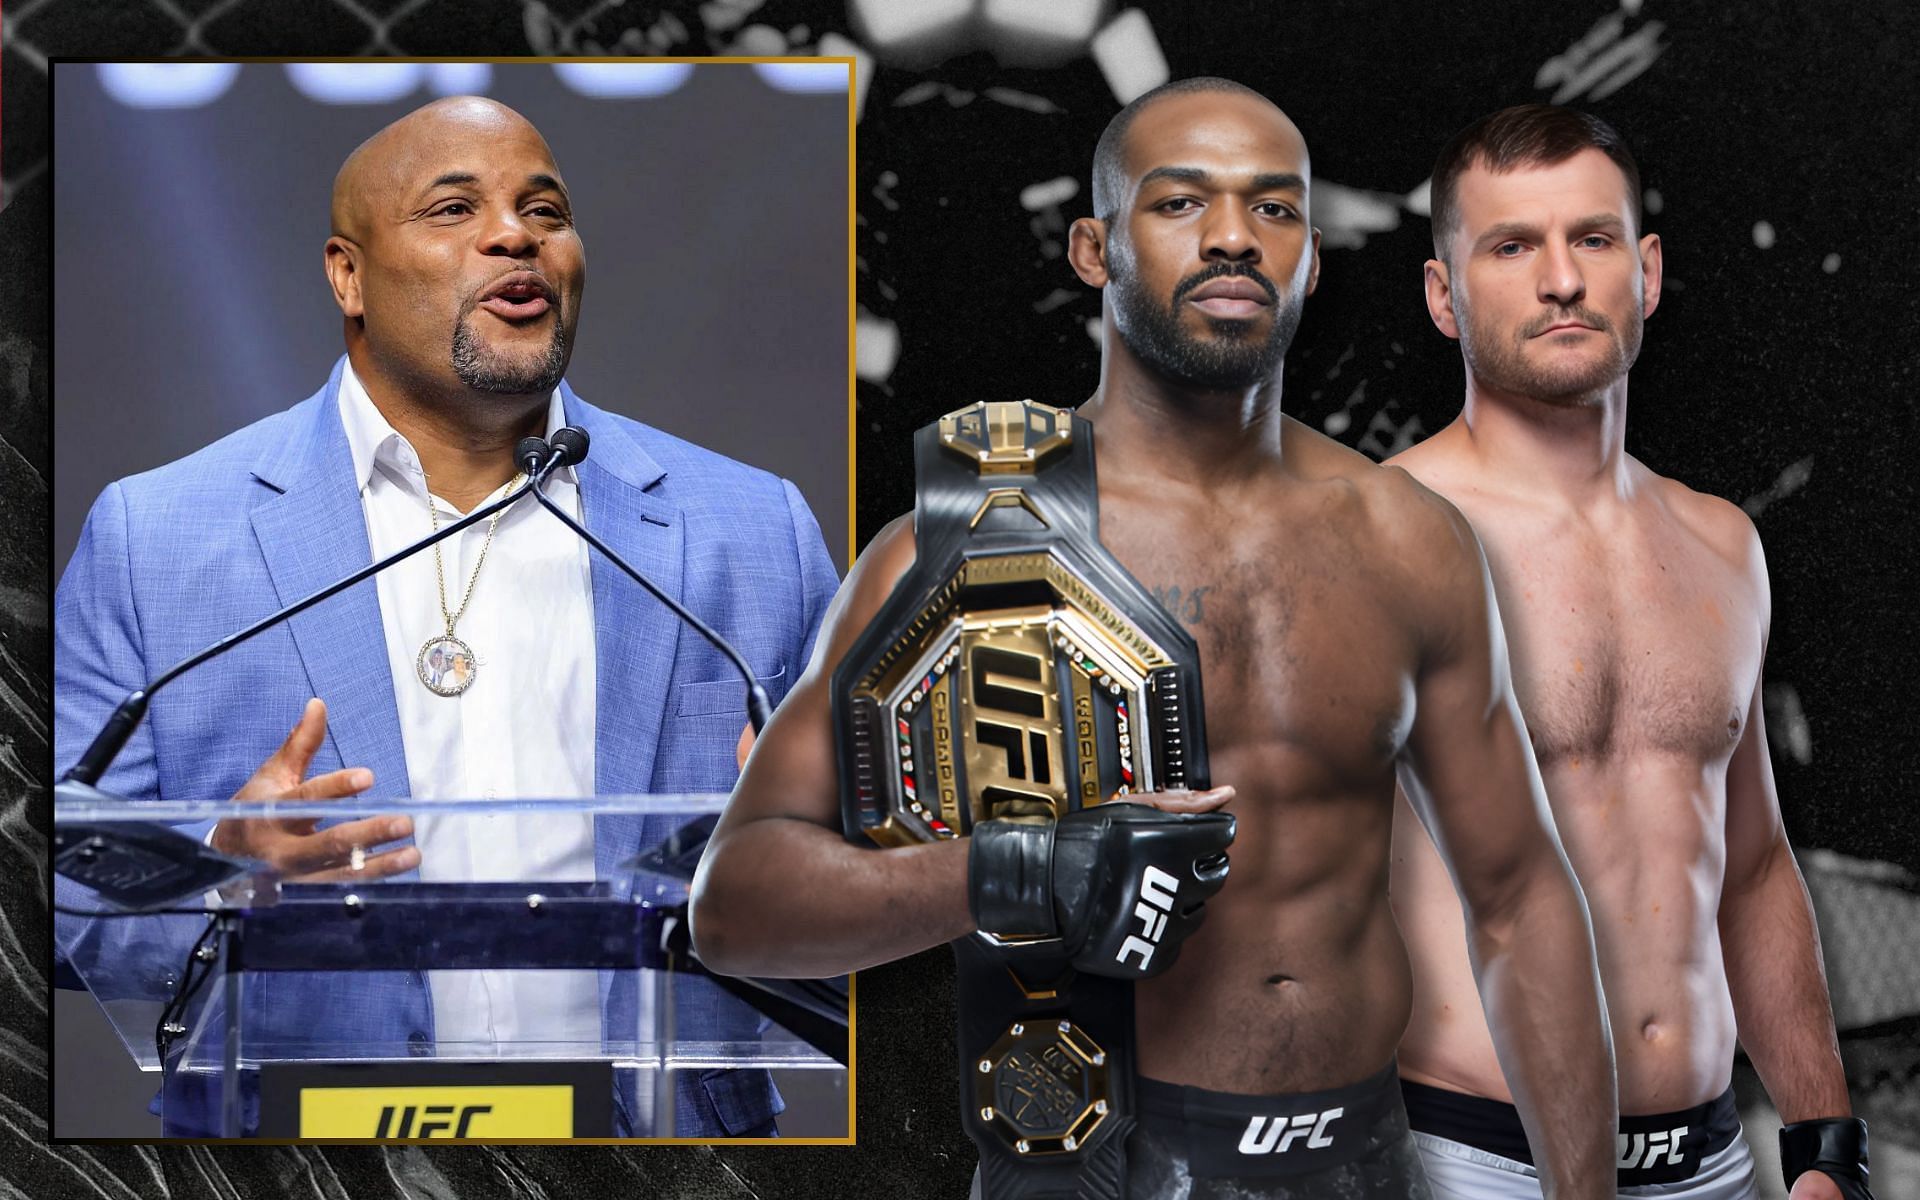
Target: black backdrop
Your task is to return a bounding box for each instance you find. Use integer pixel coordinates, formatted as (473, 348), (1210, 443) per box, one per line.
(842, 4), (1920, 1196)
(5, 1), (1918, 1197)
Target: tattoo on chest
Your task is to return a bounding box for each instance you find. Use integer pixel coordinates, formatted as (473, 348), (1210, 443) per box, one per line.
(1150, 584), (1213, 627)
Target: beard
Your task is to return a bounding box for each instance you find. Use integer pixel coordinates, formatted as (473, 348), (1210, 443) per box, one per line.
(1455, 289), (1642, 406)
(1106, 243), (1303, 392)
(449, 304), (570, 395)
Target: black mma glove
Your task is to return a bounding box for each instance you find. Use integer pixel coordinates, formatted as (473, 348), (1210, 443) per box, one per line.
(1781, 1118), (1872, 1200)
(969, 801), (1235, 979)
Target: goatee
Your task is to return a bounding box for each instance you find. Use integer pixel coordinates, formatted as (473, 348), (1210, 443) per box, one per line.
(1107, 251), (1302, 392)
(450, 310), (570, 395)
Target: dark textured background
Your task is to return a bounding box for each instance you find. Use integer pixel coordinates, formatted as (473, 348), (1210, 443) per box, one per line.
(839, 3), (1920, 1195)
(9, 0), (1919, 1196)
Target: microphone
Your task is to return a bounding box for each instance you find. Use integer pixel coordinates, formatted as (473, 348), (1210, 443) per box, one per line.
(547, 426), (589, 473)
(516, 435), (550, 478)
(518, 435), (584, 487)
(530, 426), (776, 733)
(61, 464), (550, 794)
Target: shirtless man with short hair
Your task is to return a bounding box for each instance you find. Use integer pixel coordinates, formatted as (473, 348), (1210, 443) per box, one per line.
(693, 79), (1615, 1197)
(1389, 104), (1870, 1200)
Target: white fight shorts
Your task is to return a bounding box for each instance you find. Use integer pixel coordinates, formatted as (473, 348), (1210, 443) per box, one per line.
(1404, 1080), (1757, 1200)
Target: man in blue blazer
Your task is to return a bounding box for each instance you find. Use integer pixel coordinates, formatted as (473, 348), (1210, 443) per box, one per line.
(53, 96), (838, 1137)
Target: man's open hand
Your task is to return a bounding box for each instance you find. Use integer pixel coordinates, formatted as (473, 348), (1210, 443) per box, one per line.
(209, 698), (419, 881)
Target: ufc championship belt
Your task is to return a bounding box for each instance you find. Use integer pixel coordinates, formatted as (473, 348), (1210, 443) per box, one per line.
(834, 400), (1210, 1199)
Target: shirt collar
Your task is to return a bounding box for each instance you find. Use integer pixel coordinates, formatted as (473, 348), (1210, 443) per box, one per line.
(336, 360), (574, 497)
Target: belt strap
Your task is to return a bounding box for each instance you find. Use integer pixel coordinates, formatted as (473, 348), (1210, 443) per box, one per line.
(833, 401), (1214, 1200)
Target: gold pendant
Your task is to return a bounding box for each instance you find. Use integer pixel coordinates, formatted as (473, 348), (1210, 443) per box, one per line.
(417, 634), (477, 697)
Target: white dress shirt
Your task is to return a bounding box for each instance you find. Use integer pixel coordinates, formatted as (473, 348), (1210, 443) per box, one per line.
(338, 362), (600, 1052)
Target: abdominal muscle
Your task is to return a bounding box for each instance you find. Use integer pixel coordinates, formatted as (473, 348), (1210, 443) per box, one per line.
(1392, 754), (1737, 1114)
(1133, 751), (1414, 1096)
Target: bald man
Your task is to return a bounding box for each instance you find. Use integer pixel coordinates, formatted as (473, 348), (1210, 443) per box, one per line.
(53, 97), (838, 1137)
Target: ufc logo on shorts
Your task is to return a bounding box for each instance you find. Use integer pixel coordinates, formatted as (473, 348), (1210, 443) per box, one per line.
(1238, 1107), (1345, 1154)
(1618, 1125), (1688, 1169)
(1115, 865), (1179, 970)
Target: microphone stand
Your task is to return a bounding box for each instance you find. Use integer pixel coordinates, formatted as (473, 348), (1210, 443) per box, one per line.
(56, 439), (568, 1136)
(526, 431), (843, 1108)
(61, 442), (569, 794)
(529, 430), (774, 733)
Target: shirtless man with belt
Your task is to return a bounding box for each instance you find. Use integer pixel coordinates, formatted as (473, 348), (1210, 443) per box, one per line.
(1388, 104), (1872, 1200)
(693, 79), (1615, 1197)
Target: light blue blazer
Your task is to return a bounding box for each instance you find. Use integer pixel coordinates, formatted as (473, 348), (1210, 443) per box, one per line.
(54, 358), (839, 1136)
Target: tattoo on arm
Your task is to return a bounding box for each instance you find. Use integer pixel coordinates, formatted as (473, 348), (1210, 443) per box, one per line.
(1150, 584), (1212, 627)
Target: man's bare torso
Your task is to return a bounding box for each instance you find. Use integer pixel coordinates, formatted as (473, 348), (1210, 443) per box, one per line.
(1095, 414), (1444, 1095)
(1391, 433), (1765, 1113)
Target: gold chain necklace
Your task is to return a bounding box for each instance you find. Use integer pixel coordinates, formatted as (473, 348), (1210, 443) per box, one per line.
(415, 473), (522, 696)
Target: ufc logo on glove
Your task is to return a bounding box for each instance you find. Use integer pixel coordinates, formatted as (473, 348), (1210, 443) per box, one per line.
(1116, 865), (1180, 970)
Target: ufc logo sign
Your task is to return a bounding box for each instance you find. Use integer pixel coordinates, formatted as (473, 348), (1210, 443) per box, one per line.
(1238, 1107), (1345, 1154)
(1618, 1125), (1688, 1169)
(373, 1104), (493, 1138)
(1115, 865), (1179, 970)
(965, 639), (1065, 813)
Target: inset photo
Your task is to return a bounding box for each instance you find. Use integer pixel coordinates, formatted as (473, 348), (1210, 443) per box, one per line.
(51, 58), (852, 1142)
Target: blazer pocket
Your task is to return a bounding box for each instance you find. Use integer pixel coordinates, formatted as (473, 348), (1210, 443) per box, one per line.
(697, 1066), (783, 1136)
(675, 666), (786, 717)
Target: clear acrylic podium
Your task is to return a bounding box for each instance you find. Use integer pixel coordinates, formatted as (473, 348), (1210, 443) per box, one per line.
(52, 792), (847, 1139)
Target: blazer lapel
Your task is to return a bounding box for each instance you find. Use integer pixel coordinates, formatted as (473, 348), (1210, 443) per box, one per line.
(564, 391), (682, 877)
(247, 368), (411, 799)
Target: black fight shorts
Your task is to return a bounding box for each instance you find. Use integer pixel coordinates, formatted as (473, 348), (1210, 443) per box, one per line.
(1125, 1062), (1432, 1199)
(969, 1064), (1432, 1199)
